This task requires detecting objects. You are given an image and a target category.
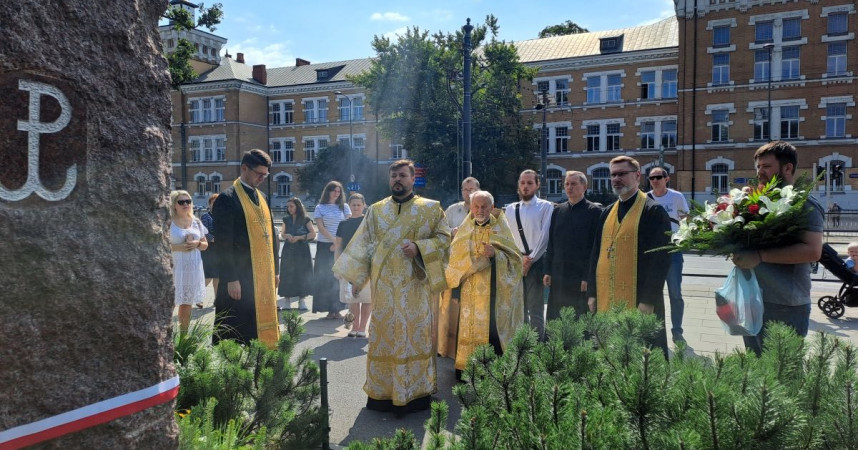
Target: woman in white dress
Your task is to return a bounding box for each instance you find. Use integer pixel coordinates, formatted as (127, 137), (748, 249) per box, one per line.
(169, 190), (209, 334)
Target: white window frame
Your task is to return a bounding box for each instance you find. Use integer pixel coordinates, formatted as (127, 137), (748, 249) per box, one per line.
(273, 172), (292, 197)
(533, 77), (573, 107)
(582, 70), (624, 105)
(704, 157), (736, 194)
(746, 99), (808, 141)
(818, 96), (855, 139)
(303, 136), (328, 161)
(581, 119), (625, 152)
(188, 95), (226, 124)
(546, 166), (564, 196)
(302, 97), (329, 124)
(827, 42), (847, 76)
(712, 53), (730, 86)
(269, 101), (294, 125)
(588, 164), (611, 193)
(634, 116), (677, 150)
(390, 144), (406, 159)
(188, 134), (227, 162)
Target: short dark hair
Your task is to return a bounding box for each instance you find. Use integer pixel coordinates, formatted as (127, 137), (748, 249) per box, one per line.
(519, 169), (539, 185)
(754, 141), (797, 174)
(389, 159), (415, 176)
(241, 149), (272, 169)
(649, 166), (669, 177)
(348, 193), (365, 204)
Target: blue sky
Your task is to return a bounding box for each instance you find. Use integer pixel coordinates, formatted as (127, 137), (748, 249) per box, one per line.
(194, 0), (677, 68)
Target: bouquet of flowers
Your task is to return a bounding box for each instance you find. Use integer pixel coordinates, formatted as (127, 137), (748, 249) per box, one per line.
(667, 175), (813, 256)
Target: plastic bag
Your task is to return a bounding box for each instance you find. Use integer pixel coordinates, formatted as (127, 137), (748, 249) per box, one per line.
(714, 267), (764, 336)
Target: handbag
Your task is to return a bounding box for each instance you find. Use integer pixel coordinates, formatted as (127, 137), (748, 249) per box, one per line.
(714, 267), (764, 336)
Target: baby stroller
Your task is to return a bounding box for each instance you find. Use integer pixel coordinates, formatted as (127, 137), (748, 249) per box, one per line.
(817, 244), (858, 319)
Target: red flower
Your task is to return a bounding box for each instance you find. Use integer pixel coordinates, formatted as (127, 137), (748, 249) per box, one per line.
(747, 204), (760, 215)
(716, 202), (729, 212)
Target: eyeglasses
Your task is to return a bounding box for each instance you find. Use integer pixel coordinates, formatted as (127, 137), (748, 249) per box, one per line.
(648, 175), (665, 181)
(610, 170), (636, 178)
(177, 199), (193, 206)
(249, 167), (269, 178)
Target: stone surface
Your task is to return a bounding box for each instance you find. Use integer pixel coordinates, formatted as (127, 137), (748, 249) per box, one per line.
(0, 1), (176, 447)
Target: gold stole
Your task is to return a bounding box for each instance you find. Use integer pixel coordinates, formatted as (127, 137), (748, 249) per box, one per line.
(233, 179), (280, 349)
(595, 191), (646, 312)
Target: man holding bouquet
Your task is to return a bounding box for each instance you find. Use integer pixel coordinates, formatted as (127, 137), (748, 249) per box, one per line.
(732, 141), (824, 356)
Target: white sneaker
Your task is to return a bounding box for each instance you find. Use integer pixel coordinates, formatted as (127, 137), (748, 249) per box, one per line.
(298, 298), (308, 311)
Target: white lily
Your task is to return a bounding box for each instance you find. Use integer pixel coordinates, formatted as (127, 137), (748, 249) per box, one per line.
(758, 194), (792, 216)
(672, 217), (698, 244)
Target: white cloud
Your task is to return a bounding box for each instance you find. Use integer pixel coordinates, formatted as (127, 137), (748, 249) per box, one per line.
(371, 12), (410, 22)
(382, 26), (409, 41)
(228, 41), (293, 68)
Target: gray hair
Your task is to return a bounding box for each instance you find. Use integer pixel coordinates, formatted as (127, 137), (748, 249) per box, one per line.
(462, 177), (480, 189)
(469, 190), (494, 206)
(565, 170), (587, 186)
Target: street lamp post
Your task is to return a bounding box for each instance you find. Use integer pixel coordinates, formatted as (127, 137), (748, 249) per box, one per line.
(535, 88), (549, 198)
(764, 43), (774, 141)
(334, 90), (354, 186)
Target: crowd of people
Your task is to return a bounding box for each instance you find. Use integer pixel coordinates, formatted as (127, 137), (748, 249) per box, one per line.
(169, 140), (825, 414)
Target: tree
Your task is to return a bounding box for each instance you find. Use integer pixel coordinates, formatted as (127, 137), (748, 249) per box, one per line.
(162, 2), (224, 89)
(538, 20), (589, 38)
(350, 16), (538, 205)
(296, 144), (388, 205)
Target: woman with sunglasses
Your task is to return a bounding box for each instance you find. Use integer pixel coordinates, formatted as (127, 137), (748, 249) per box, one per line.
(169, 190), (209, 334)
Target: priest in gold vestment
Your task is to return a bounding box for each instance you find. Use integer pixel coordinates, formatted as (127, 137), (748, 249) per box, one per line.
(586, 156), (671, 357)
(444, 191), (523, 379)
(333, 160), (450, 414)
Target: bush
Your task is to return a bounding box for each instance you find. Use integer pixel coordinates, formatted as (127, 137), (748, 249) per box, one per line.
(349, 308), (858, 449)
(174, 311), (324, 448)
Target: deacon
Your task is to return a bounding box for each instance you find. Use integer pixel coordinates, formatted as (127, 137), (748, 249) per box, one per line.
(587, 156), (671, 356)
(333, 160), (450, 415)
(543, 171), (603, 321)
(211, 149), (280, 348)
(445, 191), (523, 380)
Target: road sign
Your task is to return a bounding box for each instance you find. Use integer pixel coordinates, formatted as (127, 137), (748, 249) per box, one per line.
(733, 177), (747, 184)
(347, 182), (361, 191)
(414, 177), (426, 187)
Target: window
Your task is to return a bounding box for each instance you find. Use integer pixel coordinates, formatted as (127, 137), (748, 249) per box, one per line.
(661, 70), (677, 99)
(711, 109), (729, 142)
(780, 106), (800, 139)
(640, 122), (656, 149)
(827, 43), (847, 76)
(275, 175), (291, 197)
(554, 79), (569, 106)
(555, 127), (569, 153)
(592, 167), (611, 193)
(211, 175), (221, 194)
(606, 74), (622, 102)
(390, 144), (406, 159)
(347, 136), (366, 154)
(586, 77), (601, 104)
(304, 99), (328, 123)
(600, 36), (622, 54)
(353, 97), (364, 120)
(189, 139), (200, 162)
(586, 125), (600, 152)
(754, 50), (771, 82)
(269, 141), (283, 163)
(781, 46), (800, 80)
(304, 140), (316, 161)
(829, 159), (846, 191)
(755, 21), (773, 43)
(188, 96), (226, 123)
(782, 18), (801, 41)
(711, 164), (729, 194)
(826, 103), (847, 138)
(754, 107), (770, 141)
(215, 138), (225, 161)
(270, 101), (294, 125)
(339, 98), (352, 121)
(283, 140), (294, 162)
(202, 138), (213, 161)
(661, 121), (677, 149)
(547, 169), (563, 195)
(712, 54), (730, 85)
(828, 12), (848, 35)
(606, 123), (621, 151)
(537, 80), (550, 93)
(641, 72), (656, 99)
(196, 175), (206, 196)
(713, 26), (730, 47)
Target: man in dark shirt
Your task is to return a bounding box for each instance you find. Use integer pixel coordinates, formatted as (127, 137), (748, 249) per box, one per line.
(587, 156), (671, 357)
(543, 171), (603, 320)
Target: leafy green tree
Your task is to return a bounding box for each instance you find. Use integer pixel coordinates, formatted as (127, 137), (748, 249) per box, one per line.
(351, 16), (538, 204)
(538, 20), (589, 38)
(162, 2), (224, 88)
(296, 144), (388, 204)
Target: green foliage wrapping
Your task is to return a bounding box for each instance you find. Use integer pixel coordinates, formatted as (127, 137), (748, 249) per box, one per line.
(347, 310), (858, 449)
(174, 312), (323, 448)
(350, 18), (538, 203)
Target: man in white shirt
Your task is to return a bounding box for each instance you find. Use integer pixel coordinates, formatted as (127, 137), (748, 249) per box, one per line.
(445, 177), (480, 237)
(647, 166), (689, 344)
(504, 170), (553, 340)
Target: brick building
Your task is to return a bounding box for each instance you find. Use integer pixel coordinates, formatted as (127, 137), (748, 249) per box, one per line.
(165, 0), (857, 209)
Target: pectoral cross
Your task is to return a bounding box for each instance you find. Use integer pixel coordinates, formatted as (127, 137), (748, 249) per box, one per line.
(607, 245), (615, 260)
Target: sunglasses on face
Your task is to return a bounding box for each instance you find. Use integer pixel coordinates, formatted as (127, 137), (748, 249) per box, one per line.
(648, 175), (665, 181)
(177, 199), (193, 206)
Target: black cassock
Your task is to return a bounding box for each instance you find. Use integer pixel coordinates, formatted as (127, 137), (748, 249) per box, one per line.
(211, 184), (279, 345)
(544, 198), (603, 321)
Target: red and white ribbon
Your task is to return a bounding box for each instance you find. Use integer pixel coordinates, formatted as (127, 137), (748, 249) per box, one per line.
(0, 375), (180, 449)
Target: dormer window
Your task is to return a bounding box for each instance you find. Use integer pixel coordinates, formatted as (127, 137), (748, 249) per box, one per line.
(600, 36), (623, 54)
(317, 70), (329, 81)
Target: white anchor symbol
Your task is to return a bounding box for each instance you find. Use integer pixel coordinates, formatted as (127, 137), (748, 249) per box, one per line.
(0, 80), (76, 201)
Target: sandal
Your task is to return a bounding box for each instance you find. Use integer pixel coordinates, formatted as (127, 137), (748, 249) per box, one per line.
(195, 303), (204, 309)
